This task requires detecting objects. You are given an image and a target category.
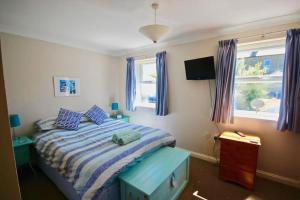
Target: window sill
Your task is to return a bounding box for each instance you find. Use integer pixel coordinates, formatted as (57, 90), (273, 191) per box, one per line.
(234, 110), (278, 121)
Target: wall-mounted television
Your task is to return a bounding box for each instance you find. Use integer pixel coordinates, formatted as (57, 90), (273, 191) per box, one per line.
(184, 56), (216, 80)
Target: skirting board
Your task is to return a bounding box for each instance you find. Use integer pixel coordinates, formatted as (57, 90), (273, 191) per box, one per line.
(178, 147), (300, 189)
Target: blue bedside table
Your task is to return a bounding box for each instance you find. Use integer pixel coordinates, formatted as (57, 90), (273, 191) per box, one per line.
(111, 115), (130, 123)
(13, 136), (35, 173)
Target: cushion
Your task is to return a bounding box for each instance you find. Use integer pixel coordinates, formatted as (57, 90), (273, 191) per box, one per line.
(85, 105), (108, 125)
(36, 113), (90, 131)
(55, 108), (83, 130)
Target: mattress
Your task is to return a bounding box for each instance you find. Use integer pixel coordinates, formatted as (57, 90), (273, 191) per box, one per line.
(33, 119), (175, 200)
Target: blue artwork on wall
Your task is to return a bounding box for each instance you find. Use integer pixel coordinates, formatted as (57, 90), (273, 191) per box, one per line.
(54, 77), (80, 96)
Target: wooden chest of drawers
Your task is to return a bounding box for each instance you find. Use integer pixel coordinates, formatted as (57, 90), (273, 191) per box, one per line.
(219, 132), (261, 189)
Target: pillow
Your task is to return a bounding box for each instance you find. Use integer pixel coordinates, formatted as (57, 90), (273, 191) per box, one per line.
(35, 117), (57, 131)
(55, 108), (83, 130)
(35, 113), (90, 131)
(85, 105), (108, 125)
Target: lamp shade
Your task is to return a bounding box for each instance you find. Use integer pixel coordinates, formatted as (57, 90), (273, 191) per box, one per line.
(139, 24), (170, 43)
(9, 114), (21, 128)
(111, 102), (119, 111)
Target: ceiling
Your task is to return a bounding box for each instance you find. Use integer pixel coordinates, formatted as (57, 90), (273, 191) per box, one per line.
(0, 0), (300, 55)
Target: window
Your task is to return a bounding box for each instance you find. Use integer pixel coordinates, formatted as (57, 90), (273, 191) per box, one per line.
(234, 38), (285, 120)
(135, 58), (156, 108)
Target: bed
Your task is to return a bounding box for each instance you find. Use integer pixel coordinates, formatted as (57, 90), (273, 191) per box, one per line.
(33, 118), (175, 200)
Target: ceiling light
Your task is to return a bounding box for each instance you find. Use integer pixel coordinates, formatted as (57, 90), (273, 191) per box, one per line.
(139, 3), (170, 43)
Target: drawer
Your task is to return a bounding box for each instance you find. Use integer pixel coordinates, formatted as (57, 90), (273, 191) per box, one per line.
(220, 139), (237, 153)
(14, 145), (30, 167)
(220, 140), (258, 172)
(221, 139), (258, 154)
(220, 151), (257, 172)
(219, 165), (255, 189)
(120, 158), (189, 200)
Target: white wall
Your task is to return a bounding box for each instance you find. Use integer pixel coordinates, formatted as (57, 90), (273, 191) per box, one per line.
(118, 22), (300, 182)
(1, 33), (121, 135)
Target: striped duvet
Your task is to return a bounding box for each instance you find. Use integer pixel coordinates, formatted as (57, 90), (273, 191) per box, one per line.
(33, 119), (175, 200)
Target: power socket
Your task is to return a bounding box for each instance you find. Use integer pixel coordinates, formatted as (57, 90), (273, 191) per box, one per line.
(213, 135), (220, 141)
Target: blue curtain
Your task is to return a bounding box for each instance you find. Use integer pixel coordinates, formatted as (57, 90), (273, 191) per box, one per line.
(211, 39), (238, 123)
(277, 29), (300, 133)
(126, 57), (136, 111)
(155, 51), (168, 116)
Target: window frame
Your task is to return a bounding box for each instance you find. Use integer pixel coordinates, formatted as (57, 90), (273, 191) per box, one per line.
(234, 38), (285, 121)
(135, 58), (157, 109)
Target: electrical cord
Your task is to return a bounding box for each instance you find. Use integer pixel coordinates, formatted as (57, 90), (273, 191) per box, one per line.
(208, 80), (221, 134)
(208, 80), (221, 164)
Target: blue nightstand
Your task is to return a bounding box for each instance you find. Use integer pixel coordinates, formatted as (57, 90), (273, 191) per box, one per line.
(13, 136), (35, 173)
(111, 115), (130, 123)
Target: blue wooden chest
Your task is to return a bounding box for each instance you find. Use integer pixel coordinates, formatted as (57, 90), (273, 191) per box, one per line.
(119, 147), (190, 200)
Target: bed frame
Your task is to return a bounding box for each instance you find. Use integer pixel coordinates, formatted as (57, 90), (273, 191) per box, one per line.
(36, 142), (176, 200)
(37, 155), (120, 200)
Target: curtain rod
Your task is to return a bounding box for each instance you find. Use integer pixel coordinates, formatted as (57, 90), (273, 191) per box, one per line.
(133, 55), (156, 60)
(237, 29), (287, 40)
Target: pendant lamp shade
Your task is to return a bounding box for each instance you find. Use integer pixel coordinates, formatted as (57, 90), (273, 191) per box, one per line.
(139, 24), (170, 43)
(139, 3), (170, 43)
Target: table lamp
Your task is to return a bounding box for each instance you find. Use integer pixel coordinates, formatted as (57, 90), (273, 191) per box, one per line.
(9, 114), (21, 140)
(111, 102), (122, 118)
(111, 102), (119, 111)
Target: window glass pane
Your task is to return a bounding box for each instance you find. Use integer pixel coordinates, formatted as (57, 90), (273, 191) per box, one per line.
(135, 59), (156, 108)
(234, 39), (285, 119)
(142, 63), (156, 82)
(140, 83), (156, 104)
(235, 82), (282, 112)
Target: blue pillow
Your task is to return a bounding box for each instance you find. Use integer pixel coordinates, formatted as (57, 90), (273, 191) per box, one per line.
(55, 108), (83, 130)
(85, 105), (108, 125)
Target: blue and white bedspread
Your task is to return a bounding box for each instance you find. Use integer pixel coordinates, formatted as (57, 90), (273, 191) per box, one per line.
(33, 119), (175, 200)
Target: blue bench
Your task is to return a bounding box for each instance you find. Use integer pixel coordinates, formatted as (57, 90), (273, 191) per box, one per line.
(119, 147), (190, 200)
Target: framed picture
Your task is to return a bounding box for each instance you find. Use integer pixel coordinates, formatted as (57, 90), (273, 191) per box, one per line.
(53, 76), (80, 96)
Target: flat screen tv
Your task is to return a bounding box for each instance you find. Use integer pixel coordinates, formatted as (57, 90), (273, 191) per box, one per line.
(184, 56), (215, 80)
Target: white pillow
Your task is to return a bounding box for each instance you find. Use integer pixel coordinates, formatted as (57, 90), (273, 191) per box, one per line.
(35, 117), (57, 131)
